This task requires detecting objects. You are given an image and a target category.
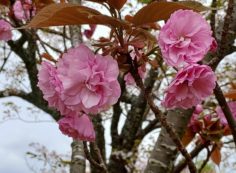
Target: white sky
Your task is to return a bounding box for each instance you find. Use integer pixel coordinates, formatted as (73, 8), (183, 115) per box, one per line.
(0, 97), (72, 173)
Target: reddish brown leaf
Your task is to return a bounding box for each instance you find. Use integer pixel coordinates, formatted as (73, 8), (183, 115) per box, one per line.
(0, 0), (10, 6)
(33, 0), (54, 10)
(230, 82), (236, 89)
(41, 53), (56, 62)
(126, 28), (157, 51)
(211, 146), (221, 165)
(181, 128), (195, 147)
(223, 125), (232, 136)
(23, 3), (129, 29)
(125, 15), (133, 22)
(85, 0), (106, 3)
(108, 0), (127, 10)
(224, 90), (236, 99)
(132, 1), (209, 26)
(177, 1), (210, 11)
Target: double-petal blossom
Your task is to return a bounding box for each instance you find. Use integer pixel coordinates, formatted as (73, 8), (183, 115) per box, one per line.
(163, 64), (216, 109)
(57, 44), (121, 114)
(158, 10), (216, 68)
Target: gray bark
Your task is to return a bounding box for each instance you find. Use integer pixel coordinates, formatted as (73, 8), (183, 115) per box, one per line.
(144, 109), (193, 173)
(90, 115), (106, 173)
(108, 70), (159, 173)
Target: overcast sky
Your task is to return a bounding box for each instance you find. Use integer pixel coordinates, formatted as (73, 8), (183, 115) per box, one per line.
(0, 97), (72, 173)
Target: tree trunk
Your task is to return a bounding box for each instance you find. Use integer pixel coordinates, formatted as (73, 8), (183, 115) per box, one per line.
(144, 109), (193, 173)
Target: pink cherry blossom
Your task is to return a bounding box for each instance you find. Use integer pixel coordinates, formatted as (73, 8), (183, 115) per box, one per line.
(37, 61), (69, 115)
(57, 44), (121, 114)
(58, 113), (95, 142)
(0, 20), (12, 41)
(13, 0), (35, 20)
(216, 102), (236, 126)
(158, 10), (215, 68)
(162, 64), (216, 109)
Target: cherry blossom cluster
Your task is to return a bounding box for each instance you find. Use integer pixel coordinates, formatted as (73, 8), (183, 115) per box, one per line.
(38, 45), (121, 141)
(159, 10), (217, 109)
(0, 0), (35, 41)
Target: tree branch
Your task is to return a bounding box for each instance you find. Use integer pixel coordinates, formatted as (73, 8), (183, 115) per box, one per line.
(173, 141), (211, 173)
(211, 0), (236, 69)
(83, 142), (108, 173)
(214, 82), (236, 145)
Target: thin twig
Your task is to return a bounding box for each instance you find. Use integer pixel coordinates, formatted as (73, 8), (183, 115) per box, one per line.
(90, 142), (108, 173)
(198, 145), (213, 173)
(136, 118), (160, 140)
(213, 82), (236, 145)
(83, 142), (108, 173)
(0, 50), (12, 73)
(173, 141), (211, 173)
(63, 26), (68, 52)
(40, 28), (70, 39)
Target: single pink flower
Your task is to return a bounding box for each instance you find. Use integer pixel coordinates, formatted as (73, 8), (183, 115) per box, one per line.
(13, 0), (35, 20)
(158, 10), (215, 68)
(58, 113), (95, 142)
(37, 61), (69, 115)
(0, 20), (12, 41)
(57, 44), (121, 114)
(162, 64), (216, 109)
(216, 102), (236, 126)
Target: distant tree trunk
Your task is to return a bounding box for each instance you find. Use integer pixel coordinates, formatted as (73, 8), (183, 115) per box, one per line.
(67, 1), (86, 173)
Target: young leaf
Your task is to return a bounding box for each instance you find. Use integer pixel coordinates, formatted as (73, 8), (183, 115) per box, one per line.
(211, 146), (221, 165)
(0, 0), (10, 6)
(33, 0), (54, 10)
(23, 3), (129, 29)
(224, 90), (236, 99)
(177, 1), (210, 11)
(132, 1), (210, 26)
(41, 53), (56, 63)
(181, 128), (195, 147)
(108, 0), (127, 10)
(85, 0), (106, 2)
